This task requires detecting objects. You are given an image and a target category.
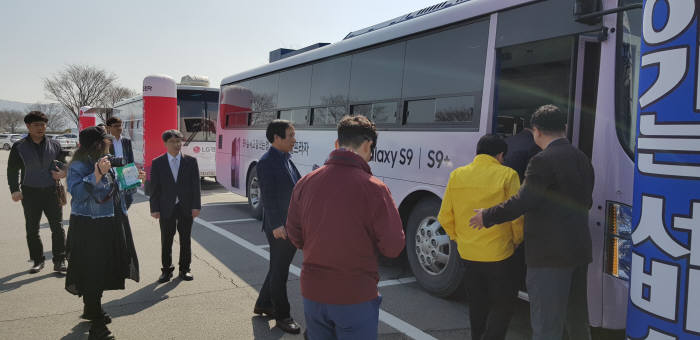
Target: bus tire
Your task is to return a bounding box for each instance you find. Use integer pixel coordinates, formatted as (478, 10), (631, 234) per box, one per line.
(247, 166), (263, 220)
(406, 197), (465, 297)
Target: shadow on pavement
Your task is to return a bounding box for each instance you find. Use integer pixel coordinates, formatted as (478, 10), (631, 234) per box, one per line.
(252, 315), (285, 340)
(101, 279), (181, 318)
(0, 270), (59, 293)
(60, 320), (91, 340)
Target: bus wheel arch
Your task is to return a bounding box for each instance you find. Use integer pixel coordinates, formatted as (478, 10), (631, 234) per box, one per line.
(246, 162), (263, 220)
(401, 191), (465, 298)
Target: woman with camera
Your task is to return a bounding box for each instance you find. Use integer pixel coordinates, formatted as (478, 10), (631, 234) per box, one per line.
(64, 127), (144, 340)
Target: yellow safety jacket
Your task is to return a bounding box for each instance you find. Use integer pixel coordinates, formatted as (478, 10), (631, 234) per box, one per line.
(438, 154), (524, 262)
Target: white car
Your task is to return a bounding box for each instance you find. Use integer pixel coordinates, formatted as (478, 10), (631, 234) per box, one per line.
(55, 135), (77, 149)
(0, 134), (12, 150)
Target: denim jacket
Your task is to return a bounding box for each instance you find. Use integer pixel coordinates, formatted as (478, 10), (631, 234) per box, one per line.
(67, 159), (127, 218)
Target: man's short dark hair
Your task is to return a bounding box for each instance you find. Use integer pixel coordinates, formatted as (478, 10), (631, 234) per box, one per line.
(162, 129), (184, 142)
(266, 120), (293, 143)
(530, 104), (566, 134)
(476, 134), (507, 157)
(24, 111), (48, 124)
(106, 117), (122, 126)
(337, 115), (377, 150)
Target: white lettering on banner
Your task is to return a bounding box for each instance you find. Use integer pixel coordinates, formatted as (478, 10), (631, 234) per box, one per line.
(630, 253), (680, 321)
(687, 269), (700, 333)
(636, 114), (700, 179)
(632, 196), (689, 258)
(673, 202), (700, 266)
(627, 328), (678, 340)
(642, 0), (695, 45)
(639, 48), (688, 109)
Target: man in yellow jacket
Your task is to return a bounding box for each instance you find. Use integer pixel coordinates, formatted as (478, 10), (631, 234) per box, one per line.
(438, 134), (523, 340)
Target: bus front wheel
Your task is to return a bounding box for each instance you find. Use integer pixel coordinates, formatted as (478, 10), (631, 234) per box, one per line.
(406, 197), (465, 297)
(247, 166), (263, 220)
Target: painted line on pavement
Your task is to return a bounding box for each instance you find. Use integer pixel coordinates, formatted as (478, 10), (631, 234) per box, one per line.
(210, 218), (258, 224)
(256, 244), (270, 249)
(194, 217), (437, 340)
(377, 277), (417, 288)
(204, 202), (248, 206)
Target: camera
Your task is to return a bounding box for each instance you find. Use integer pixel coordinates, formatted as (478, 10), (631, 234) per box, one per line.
(106, 154), (127, 167)
(50, 160), (65, 172)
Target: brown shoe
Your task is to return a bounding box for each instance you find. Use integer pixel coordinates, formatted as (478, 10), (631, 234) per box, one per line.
(276, 317), (301, 334)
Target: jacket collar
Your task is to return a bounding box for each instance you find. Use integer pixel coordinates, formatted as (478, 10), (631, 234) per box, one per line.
(546, 137), (570, 149)
(472, 154), (501, 165)
(268, 145), (291, 160)
(325, 149), (372, 174)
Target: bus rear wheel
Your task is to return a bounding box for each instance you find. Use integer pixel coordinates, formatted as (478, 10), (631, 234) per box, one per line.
(247, 166), (263, 220)
(406, 197), (465, 297)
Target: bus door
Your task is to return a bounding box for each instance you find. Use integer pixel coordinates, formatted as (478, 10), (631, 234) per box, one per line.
(492, 34), (602, 291)
(493, 34), (600, 157)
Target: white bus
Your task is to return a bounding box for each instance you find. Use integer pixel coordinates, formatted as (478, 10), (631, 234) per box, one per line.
(114, 75), (219, 192)
(215, 0), (641, 329)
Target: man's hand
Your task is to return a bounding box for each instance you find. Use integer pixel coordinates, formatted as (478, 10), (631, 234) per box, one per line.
(469, 209), (486, 230)
(192, 209), (200, 218)
(51, 168), (66, 180)
(138, 170), (147, 182)
(151, 212), (160, 219)
(11, 191), (22, 202)
(272, 226), (287, 240)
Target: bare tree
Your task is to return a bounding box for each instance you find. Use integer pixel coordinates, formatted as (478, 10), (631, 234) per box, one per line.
(0, 110), (25, 133)
(97, 86), (138, 123)
(43, 64), (117, 129)
(28, 103), (68, 132)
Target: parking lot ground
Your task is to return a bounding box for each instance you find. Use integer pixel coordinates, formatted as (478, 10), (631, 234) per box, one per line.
(0, 150), (624, 339)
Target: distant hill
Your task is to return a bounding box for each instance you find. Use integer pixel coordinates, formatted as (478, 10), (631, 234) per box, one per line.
(0, 99), (31, 112)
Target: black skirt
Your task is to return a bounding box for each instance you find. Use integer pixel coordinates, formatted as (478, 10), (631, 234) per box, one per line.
(65, 193), (139, 296)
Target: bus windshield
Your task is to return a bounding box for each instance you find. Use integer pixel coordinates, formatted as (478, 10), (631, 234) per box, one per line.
(178, 90), (219, 142)
(615, 7), (642, 159)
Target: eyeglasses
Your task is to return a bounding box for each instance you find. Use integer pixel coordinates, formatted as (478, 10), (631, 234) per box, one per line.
(110, 124), (122, 128)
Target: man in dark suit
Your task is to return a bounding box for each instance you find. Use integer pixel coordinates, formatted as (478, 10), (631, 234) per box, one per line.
(149, 129), (201, 283)
(470, 105), (595, 340)
(253, 120), (302, 334)
(106, 117), (136, 209)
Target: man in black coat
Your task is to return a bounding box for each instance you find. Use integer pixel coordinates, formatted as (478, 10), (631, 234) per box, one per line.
(470, 105), (595, 340)
(253, 120), (302, 334)
(106, 117), (136, 209)
(149, 129), (201, 283)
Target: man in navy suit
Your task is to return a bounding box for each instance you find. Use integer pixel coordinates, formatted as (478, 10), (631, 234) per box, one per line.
(253, 120), (302, 334)
(106, 117), (136, 209)
(149, 129), (201, 283)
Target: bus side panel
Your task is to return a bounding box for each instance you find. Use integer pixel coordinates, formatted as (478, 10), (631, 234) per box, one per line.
(143, 96), (177, 180)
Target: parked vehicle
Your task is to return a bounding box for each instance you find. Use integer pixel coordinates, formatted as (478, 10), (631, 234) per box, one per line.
(55, 135), (77, 149)
(9, 134), (23, 144)
(0, 134), (12, 150)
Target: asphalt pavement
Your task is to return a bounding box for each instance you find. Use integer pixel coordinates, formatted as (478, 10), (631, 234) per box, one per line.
(0, 150), (537, 339)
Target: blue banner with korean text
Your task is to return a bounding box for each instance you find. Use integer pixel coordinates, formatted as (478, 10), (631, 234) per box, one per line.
(628, 1), (700, 339)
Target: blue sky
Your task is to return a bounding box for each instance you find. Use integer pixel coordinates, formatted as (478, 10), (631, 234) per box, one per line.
(0, 0), (435, 103)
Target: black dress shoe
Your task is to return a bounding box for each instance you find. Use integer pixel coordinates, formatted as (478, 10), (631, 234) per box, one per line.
(158, 271), (173, 283)
(53, 260), (67, 272)
(253, 305), (275, 317)
(81, 310), (112, 325)
(179, 271), (193, 281)
(276, 317), (301, 334)
(88, 322), (115, 340)
(29, 261), (44, 274)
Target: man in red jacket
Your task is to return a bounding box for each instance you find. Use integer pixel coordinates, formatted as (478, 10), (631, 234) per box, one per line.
(286, 115), (405, 340)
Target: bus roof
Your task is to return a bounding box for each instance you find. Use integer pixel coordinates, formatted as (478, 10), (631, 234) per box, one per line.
(176, 85), (220, 92)
(114, 95), (143, 107)
(221, 0), (536, 86)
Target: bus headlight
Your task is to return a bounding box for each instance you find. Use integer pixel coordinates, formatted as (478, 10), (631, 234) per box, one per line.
(605, 201), (633, 281)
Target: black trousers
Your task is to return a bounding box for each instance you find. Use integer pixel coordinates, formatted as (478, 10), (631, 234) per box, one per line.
(255, 230), (297, 319)
(21, 185), (65, 264)
(464, 256), (517, 340)
(159, 203), (193, 272)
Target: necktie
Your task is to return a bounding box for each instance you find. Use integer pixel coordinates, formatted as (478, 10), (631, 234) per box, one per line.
(171, 157), (179, 182)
